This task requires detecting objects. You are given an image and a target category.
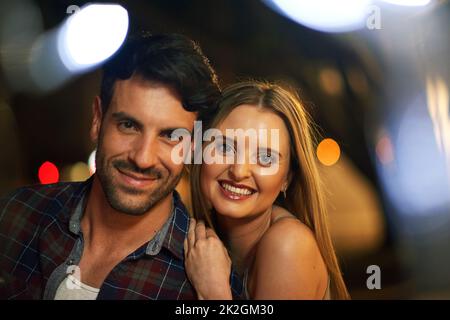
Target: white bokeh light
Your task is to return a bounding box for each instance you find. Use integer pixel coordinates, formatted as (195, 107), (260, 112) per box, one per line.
(88, 149), (96, 175)
(58, 4), (128, 72)
(265, 0), (373, 33)
(377, 101), (450, 217)
(381, 0), (431, 6)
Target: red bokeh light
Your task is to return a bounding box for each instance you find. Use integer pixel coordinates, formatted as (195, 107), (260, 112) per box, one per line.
(38, 161), (59, 184)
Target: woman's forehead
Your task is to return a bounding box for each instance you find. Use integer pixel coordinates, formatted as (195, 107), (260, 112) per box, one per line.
(215, 104), (291, 152)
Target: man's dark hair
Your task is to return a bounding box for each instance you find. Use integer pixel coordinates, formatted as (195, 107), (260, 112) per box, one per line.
(100, 33), (220, 123)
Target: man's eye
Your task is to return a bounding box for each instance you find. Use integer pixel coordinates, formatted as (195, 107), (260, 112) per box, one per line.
(162, 131), (185, 142)
(118, 120), (138, 132)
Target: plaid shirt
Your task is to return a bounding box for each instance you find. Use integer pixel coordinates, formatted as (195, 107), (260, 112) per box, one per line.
(0, 177), (243, 300)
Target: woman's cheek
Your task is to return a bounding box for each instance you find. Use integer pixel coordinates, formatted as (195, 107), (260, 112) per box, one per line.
(200, 165), (216, 201)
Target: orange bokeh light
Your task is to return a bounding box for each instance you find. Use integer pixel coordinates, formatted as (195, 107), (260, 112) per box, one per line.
(317, 138), (341, 166)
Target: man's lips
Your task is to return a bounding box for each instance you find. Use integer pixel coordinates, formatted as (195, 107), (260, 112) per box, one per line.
(116, 168), (159, 188)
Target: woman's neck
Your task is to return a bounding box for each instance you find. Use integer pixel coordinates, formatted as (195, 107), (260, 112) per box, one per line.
(216, 207), (272, 274)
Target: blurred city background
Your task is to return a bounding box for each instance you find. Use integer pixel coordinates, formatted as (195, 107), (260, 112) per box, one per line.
(0, 0), (449, 299)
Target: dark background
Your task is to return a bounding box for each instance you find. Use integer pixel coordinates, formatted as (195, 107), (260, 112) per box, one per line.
(1, 0), (450, 299)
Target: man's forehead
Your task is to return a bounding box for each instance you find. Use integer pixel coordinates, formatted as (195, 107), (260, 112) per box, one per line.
(108, 103), (196, 133)
(112, 76), (179, 99)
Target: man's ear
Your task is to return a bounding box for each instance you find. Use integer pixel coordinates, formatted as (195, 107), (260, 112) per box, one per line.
(90, 96), (103, 143)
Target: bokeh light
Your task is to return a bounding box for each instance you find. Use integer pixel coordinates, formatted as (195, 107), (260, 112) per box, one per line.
(264, 0), (372, 33)
(317, 138), (341, 166)
(376, 134), (395, 165)
(58, 4), (129, 72)
(38, 161), (59, 184)
(88, 149), (96, 175)
(69, 162), (91, 181)
(319, 67), (343, 96)
(381, 0), (431, 6)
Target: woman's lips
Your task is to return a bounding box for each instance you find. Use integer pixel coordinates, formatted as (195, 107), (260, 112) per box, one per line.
(117, 169), (158, 188)
(218, 180), (256, 201)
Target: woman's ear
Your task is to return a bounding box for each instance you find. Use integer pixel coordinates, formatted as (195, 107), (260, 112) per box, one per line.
(90, 96), (103, 143)
(283, 171), (293, 191)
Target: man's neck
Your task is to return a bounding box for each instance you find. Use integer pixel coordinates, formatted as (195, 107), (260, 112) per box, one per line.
(81, 176), (173, 253)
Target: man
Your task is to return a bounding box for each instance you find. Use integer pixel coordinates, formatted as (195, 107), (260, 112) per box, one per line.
(0, 33), (242, 299)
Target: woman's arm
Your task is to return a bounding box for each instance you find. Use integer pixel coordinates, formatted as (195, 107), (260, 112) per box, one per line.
(184, 218), (233, 300)
(250, 218), (329, 299)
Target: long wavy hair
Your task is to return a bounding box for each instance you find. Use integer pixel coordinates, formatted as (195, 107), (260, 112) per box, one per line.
(190, 81), (350, 299)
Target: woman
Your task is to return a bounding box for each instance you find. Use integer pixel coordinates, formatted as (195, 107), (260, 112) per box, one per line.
(184, 81), (350, 299)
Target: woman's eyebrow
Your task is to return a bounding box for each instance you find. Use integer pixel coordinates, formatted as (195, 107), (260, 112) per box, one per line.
(220, 134), (283, 158)
(218, 134), (236, 145)
(258, 147), (282, 158)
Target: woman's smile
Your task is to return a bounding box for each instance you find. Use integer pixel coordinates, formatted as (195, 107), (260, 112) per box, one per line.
(218, 179), (257, 201)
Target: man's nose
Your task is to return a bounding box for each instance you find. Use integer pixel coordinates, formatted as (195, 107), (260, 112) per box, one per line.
(129, 135), (159, 169)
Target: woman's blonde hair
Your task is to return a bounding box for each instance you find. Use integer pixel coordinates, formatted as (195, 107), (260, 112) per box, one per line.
(190, 81), (350, 299)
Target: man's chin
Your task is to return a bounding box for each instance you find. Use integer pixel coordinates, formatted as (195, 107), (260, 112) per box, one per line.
(97, 170), (181, 215)
(113, 192), (150, 211)
(115, 205), (152, 216)
(116, 184), (152, 196)
(107, 185), (172, 216)
(108, 195), (156, 216)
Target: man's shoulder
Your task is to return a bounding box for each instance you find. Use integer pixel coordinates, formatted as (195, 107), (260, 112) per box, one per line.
(5, 181), (81, 196)
(0, 180), (89, 228)
(1, 181), (85, 209)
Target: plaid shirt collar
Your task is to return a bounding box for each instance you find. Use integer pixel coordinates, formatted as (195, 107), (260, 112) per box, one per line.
(66, 176), (187, 261)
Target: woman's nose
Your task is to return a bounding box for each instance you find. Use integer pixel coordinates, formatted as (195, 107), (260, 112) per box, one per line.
(229, 162), (252, 181)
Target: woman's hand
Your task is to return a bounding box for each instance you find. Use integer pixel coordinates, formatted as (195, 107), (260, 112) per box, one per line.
(184, 218), (233, 300)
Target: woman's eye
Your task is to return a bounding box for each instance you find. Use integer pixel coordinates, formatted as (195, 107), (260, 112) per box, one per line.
(217, 143), (234, 155)
(258, 153), (277, 166)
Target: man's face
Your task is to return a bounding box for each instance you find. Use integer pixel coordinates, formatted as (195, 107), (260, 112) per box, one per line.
(91, 76), (196, 215)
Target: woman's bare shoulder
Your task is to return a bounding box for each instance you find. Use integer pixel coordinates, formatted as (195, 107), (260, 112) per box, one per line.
(260, 208), (318, 256)
(250, 208), (327, 299)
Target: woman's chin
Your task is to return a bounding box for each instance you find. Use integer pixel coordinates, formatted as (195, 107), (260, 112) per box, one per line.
(212, 202), (253, 219)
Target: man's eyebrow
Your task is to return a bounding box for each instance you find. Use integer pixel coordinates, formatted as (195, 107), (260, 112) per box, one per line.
(112, 112), (192, 135)
(111, 112), (143, 128)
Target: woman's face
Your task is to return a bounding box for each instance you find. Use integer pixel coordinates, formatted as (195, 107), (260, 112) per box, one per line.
(200, 104), (291, 219)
